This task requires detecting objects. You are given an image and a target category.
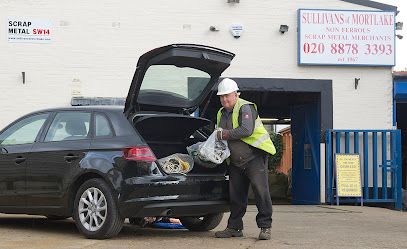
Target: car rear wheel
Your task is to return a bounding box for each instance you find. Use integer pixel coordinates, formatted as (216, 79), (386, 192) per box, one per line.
(180, 213), (224, 231)
(73, 178), (124, 239)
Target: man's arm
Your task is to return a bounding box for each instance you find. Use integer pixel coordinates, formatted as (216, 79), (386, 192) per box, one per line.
(219, 104), (257, 140)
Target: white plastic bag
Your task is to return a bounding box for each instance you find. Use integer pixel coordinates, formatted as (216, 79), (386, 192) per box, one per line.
(187, 142), (218, 168)
(197, 130), (230, 164)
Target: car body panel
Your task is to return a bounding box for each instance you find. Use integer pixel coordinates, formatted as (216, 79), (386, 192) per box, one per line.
(119, 174), (229, 217)
(0, 112), (51, 207)
(28, 139), (91, 208)
(0, 143), (31, 207)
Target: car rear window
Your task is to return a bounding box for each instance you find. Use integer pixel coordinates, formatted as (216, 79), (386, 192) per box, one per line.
(95, 113), (113, 137)
(140, 65), (210, 101)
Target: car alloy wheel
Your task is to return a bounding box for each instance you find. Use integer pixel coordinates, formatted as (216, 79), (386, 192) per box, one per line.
(73, 178), (124, 239)
(78, 187), (107, 232)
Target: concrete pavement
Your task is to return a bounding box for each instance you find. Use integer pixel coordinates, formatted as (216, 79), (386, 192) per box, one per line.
(0, 205), (406, 249)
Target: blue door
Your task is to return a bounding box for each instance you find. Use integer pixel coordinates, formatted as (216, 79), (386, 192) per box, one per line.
(291, 103), (320, 204)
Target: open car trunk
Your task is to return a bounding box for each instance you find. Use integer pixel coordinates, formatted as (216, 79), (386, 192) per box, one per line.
(133, 113), (227, 175)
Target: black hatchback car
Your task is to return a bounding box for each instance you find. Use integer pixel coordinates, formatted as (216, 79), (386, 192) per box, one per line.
(0, 44), (235, 239)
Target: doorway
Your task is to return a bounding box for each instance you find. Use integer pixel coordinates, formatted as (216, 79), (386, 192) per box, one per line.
(396, 103), (407, 190)
(394, 76), (407, 199)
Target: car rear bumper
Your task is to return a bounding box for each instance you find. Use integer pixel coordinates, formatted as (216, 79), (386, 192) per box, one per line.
(119, 200), (230, 217)
(118, 174), (229, 217)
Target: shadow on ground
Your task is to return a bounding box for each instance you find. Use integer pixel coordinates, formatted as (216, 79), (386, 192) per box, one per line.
(0, 216), (212, 239)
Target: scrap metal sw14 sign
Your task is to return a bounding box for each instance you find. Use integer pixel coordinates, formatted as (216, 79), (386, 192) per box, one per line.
(8, 18), (52, 43)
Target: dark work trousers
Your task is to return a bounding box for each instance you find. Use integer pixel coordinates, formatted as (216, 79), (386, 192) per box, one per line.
(227, 155), (272, 230)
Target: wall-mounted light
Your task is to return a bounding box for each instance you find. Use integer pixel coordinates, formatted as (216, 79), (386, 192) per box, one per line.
(279, 24), (289, 34)
(209, 26), (219, 32)
(396, 22), (403, 31)
(22, 72), (26, 84)
(354, 78), (360, 89)
(396, 34), (403, 40)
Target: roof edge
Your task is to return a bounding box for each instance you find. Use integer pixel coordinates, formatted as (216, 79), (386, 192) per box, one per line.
(340, 0), (397, 12)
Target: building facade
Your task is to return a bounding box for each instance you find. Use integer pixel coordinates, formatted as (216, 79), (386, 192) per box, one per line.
(0, 0), (400, 205)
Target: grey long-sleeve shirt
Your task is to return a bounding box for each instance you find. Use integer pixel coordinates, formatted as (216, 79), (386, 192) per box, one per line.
(218, 104), (265, 167)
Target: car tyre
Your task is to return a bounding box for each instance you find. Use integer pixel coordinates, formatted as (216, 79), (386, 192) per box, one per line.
(180, 213), (224, 231)
(73, 178), (124, 239)
(129, 217), (145, 226)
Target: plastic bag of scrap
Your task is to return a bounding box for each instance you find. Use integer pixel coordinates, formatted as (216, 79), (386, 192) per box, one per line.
(187, 130), (230, 165)
(157, 153), (194, 174)
(187, 142), (218, 168)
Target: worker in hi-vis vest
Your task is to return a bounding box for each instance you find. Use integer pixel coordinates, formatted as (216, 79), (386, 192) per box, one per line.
(214, 78), (275, 241)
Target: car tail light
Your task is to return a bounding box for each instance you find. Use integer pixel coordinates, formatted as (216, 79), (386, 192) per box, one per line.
(123, 146), (156, 162)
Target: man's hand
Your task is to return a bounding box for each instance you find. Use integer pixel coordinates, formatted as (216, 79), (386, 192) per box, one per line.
(215, 128), (223, 140)
(216, 128), (229, 140)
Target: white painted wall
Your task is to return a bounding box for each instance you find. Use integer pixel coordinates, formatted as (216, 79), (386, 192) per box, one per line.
(0, 0), (394, 130)
(320, 143), (326, 203)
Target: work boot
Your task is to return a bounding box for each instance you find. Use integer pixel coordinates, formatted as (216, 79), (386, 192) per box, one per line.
(258, 228), (271, 240)
(215, 228), (243, 238)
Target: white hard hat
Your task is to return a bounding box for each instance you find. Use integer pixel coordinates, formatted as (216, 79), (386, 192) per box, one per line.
(217, 78), (239, 95)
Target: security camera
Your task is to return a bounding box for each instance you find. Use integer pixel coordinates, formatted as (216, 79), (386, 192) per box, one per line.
(396, 22), (403, 31)
(279, 25), (289, 34)
(209, 26), (219, 32)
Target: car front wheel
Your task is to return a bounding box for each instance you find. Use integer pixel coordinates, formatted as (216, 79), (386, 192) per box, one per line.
(180, 213), (224, 231)
(73, 178), (124, 239)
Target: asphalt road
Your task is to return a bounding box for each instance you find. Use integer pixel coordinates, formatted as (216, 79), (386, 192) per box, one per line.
(0, 205), (406, 249)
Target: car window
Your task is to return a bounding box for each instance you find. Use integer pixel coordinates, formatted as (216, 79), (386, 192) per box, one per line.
(140, 65), (210, 101)
(95, 113), (113, 137)
(45, 112), (91, 142)
(0, 113), (49, 145)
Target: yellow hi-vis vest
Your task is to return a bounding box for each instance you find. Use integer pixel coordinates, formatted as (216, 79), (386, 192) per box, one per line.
(216, 98), (276, 155)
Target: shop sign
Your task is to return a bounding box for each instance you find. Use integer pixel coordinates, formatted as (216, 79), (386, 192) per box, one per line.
(8, 18), (52, 43)
(335, 154), (362, 198)
(298, 9), (395, 66)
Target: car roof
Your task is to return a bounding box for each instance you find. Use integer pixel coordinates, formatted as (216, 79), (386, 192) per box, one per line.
(26, 105), (124, 115)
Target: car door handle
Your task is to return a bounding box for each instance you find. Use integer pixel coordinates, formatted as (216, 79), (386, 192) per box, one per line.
(14, 157), (26, 164)
(64, 154), (79, 162)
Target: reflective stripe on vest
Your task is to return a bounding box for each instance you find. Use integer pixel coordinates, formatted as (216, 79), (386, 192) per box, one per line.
(217, 98), (276, 155)
(254, 119), (262, 130)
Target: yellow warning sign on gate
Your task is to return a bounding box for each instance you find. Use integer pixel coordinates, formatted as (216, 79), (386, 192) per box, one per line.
(335, 154), (362, 197)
